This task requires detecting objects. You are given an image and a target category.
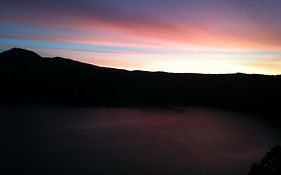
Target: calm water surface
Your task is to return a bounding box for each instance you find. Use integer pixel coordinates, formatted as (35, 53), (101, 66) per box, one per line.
(0, 106), (280, 175)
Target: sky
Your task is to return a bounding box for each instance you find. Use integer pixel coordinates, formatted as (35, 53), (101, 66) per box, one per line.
(1, 0), (281, 74)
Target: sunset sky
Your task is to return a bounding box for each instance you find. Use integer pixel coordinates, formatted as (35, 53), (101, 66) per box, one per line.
(1, 0), (281, 74)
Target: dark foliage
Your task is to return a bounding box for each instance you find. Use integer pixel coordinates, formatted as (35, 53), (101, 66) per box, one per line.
(249, 145), (281, 175)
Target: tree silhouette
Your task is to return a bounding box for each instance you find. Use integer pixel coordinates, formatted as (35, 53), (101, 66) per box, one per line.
(249, 145), (281, 175)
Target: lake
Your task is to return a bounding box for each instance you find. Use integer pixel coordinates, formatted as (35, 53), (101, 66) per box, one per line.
(0, 105), (280, 175)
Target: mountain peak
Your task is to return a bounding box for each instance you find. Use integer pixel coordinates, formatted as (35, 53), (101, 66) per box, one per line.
(0, 48), (42, 59)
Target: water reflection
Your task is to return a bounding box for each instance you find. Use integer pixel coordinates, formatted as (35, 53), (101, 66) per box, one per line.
(0, 106), (280, 175)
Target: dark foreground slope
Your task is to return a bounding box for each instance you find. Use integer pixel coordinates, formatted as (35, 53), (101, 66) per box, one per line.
(0, 48), (281, 114)
(249, 145), (281, 175)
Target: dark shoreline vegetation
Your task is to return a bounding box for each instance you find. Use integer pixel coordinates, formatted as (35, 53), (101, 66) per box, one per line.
(1, 48), (281, 174)
(1, 48), (280, 117)
(249, 145), (281, 175)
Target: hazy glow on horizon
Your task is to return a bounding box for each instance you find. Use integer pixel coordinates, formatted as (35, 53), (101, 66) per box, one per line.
(1, 0), (281, 74)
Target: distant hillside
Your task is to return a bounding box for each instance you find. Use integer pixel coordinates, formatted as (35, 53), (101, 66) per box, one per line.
(0, 48), (281, 115)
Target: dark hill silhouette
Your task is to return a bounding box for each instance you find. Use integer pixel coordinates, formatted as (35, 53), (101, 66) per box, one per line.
(0, 48), (281, 117)
(1, 48), (41, 60)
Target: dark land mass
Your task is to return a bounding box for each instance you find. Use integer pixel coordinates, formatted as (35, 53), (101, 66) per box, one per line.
(0, 48), (281, 117)
(249, 145), (281, 175)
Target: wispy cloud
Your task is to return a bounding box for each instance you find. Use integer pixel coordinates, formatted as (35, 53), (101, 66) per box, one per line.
(1, 0), (281, 74)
